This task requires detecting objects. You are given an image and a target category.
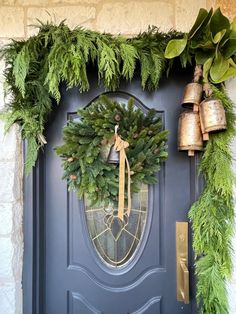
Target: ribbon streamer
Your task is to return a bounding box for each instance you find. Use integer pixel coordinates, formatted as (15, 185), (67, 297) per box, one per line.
(114, 130), (131, 221)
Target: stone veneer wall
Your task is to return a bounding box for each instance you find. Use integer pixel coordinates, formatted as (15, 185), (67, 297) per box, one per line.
(0, 0), (235, 313)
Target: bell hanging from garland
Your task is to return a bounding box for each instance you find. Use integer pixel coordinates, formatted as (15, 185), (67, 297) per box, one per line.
(181, 65), (203, 112)
(178, 111), (203, 156)
(199, 83), (227, 141)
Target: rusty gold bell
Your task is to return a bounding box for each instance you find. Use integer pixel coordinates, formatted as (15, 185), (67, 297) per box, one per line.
(178, 111), (203, 156)
(199, 98), (226, 140)
(100, 138), (114, 161)
(107, 144), (119, 164)
(182, 83), (203, 111)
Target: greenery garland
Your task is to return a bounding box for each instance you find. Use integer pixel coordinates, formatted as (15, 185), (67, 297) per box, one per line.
(0, 7), (235, 314)
(189, 85), (236, 314)
(55, 95), (168, 205)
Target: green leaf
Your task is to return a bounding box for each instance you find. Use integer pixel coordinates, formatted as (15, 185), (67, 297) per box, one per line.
(164, 38), (187, 59)
(210, 53), (229, 82)
(195, 49), (215, 64)
(210, 8), (230, 37)
(213, 29), (227, 44)
(222, 38), (236, 59)
(231, 17), (236, 34)
(189, 8), (213, 39)
(13, 45), (30, 97)
(25, 137), (40, 175)
(203, 57), (213, 82)
(212, 65), (236, 83)
(229, 57), (236, 68)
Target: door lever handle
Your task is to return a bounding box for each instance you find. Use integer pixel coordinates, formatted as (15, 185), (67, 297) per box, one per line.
(180, 259), (189, 304)
(176, 222), (190, 304)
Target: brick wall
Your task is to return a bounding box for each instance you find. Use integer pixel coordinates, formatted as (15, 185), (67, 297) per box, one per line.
(0, 1), (235, 313)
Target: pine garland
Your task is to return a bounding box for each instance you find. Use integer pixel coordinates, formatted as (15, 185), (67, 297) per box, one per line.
(0, 24), (182, 173)
(189, 85), (236, 314)
(0, 8), (235, 314)
(55, 95), (168, 206)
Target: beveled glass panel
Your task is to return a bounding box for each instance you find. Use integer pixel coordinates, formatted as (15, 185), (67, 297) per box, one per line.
(84, 184), (148, 267)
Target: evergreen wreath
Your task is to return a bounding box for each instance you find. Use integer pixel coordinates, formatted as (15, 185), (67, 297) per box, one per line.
(0, 7), (235, 314)
(55, 95), (168, 206)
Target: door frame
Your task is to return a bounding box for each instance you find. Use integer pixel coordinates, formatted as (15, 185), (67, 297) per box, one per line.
(23, 143), (45, 314)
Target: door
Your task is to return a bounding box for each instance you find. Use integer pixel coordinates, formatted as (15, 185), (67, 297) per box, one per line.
(32, 68), (199, 314)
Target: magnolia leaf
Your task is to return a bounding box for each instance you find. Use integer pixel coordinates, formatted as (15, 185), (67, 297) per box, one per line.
(164, 38), (187, 59)
(195, 50), (215, 64)
(229, 57), (236, 68)
(210, 8), (230, 36)
(231, 17), (236, 33)
(203, 57), (213, 82)
(190, 27), (214, 49)
(210, 53), (229, 82)
(213, 29), (226, 44)
(191, 39), (214, 50)
(189, 8), (213, 39)
(222, 38), (236, 59)
(211, 65), (236, 83)
(228, 19), (236, 39)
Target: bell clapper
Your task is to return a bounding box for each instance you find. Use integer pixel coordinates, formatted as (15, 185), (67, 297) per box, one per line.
(203, 133), (209, 141)
(188, 150), (195, 157)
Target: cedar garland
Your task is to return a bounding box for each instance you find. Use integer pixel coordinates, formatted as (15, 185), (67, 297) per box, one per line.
(0, 8), (235, 314)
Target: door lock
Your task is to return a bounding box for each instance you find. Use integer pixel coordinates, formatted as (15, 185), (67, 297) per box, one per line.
(176, 222), (189, 304)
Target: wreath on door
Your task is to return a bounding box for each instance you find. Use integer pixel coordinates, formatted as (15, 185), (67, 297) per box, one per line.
(55, 95), (168, 220)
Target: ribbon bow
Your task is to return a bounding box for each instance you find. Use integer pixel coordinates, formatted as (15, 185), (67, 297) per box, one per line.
(114, 125), (131, 221)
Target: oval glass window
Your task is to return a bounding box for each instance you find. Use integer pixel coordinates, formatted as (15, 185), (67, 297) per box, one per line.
(84, 184), (148, 267)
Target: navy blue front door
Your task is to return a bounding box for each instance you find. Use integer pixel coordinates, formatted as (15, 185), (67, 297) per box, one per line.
(42, 71), (198, 314)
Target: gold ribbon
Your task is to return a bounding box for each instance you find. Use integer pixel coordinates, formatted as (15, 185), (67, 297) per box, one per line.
(114, 131), (131, 221)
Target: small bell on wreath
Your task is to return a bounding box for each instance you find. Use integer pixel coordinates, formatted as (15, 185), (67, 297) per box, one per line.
(100, 139), (113, 161)
(181, 65), (203, 112)
(107, 125), (120, 164)
(178, 111), (203, 156)
(107, 144), (119, 164)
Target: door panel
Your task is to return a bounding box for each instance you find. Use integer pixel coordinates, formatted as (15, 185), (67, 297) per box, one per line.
(43, 69), (198, 314)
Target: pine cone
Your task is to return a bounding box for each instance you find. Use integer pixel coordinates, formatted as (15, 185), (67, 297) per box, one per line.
(67, 157), (74, 162)
(115, 114), (121, 122)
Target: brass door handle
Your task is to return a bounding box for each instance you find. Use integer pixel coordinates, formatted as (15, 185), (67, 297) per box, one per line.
(180, 259), (189, 304)
(176, 222), (190, 304)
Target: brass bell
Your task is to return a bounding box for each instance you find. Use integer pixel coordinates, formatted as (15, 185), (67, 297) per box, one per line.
(107, 144), (119, 164)
(100, 141), (113, 161)
(182, 83), (203, 111)
(178, 111), (203, 156)
(199, 98), (226, 135)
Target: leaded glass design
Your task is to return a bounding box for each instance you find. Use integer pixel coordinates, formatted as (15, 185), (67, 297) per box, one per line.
(84, 184), (148, 267)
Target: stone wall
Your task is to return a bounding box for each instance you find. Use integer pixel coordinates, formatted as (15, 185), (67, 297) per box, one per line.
(0, 0), (235, 313)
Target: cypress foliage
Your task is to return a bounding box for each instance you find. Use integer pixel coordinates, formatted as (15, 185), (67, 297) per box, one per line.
(189, 85), (236, 314)
(0, 23), (181, 173)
